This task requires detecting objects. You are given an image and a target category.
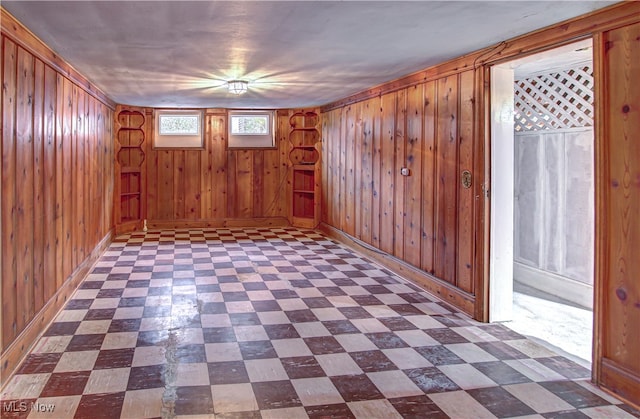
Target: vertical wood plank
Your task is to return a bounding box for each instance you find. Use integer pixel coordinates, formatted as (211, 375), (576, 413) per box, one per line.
(379, 92), (396, 254)
(76, 89), (86, 261)
(339, 107), (347, 231)
(42, 65), (57, 302)
(262, 145), (280, 217)
(434, 76), (459, 284)
(2, 38), (18, 346)
(394, 89), (407, 258)
(200, 116), (213, 218)
(329, 108), (342, 228)
(147, 117), (158, 221)
(69, 83), (78, 269)
(55, 74), (64, 289)
(236, 150), (253, 218)
(173, 150), (185, 219)
(211, 114), (227, 219)
(353, 102), (363, 240)
(343, 105), (356, 235)
(360, 99), (375, 244)
(15, 46), (35, 331)
(421, 80), (437, 274)
(157, 150), (173, 220)
(405, 84), (424, 268)
(32, 58), (45, 313)
(601, 21), (640, 393)
(253, 150), (265, 217)
(226, 150), (238, 218)
(371, 96), (382, 248)
(184, 150), (201, 219)
(321, 112), (329, 224)
(457, 70), (475, 293)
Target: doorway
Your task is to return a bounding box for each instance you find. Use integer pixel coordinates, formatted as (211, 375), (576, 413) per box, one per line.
(489, 40), (594, 368)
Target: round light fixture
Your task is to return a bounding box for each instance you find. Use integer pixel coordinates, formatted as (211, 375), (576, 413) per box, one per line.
(228, 80), (249, 95)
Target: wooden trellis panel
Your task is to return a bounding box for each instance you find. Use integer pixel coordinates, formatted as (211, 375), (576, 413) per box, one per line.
(514, 65), (593, 131)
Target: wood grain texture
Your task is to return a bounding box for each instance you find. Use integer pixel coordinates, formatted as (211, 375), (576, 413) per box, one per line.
(320, 72), (480, 317)
(597, 21), (640, 407)
(344, 105), (356, 236)
(456, 70), (475, 293)
(2, 37), (18, 348)
(145, 110), (290, 224)
(379, 92), (396, 255)
(360, 99), (375, 244)
(1, 28), (114, 371)
(421, 81), (437, 275)
(404, 84), (424, 268)
(394, 89), (406, 260)
(434, 76), (458, 284)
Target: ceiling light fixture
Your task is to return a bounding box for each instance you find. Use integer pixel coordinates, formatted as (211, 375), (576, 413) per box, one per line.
(228, 80), (249, 95)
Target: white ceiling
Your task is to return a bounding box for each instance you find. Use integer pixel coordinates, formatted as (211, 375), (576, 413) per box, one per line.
(2, 1), (615, 109)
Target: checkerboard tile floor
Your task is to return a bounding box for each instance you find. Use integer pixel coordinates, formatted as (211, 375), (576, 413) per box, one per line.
(2, 228), (639, 418)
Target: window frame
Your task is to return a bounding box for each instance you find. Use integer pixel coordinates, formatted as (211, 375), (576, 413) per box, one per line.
(154, 109), (204, 149)
(227, 110), (276, 149)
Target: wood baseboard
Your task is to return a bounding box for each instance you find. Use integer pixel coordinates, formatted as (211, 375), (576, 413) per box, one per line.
(145, 217), (290, 230)
(0, 231), (112, 390)
(318, 223), (476, 318)
(599, 358), (640, 410)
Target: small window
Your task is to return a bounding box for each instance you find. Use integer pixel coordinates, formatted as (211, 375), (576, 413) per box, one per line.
(154, 109), (204, 148)
(228, 110), (275, 149)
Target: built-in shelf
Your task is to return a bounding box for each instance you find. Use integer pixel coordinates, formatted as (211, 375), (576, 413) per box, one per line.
(115, 106), (146, 232)
(289, 110), (320, 227)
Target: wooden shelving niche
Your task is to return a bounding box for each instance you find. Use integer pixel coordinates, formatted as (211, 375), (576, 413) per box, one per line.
(114, 106), (146, 233)
(289, 110), (320, 228)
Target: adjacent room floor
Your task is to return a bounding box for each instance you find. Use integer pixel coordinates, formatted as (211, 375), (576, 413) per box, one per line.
(508, 282), (593, 369)
(1, 227), (637, 418)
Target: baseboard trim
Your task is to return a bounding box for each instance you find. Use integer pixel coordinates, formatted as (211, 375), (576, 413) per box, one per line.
(0, 231), (112, 389)
(600, 357), (640, 410)
(145, 217), (290, 230)
(514, 262), (594, 309)
(318, 223), (476, 318)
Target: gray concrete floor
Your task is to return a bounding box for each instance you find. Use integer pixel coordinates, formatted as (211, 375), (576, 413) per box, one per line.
(505, 282), (593, 370)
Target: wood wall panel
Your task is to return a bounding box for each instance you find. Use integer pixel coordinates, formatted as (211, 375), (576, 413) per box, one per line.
(321, 71), (480, 316)
(2, 37), (18, 346)
(394, 89), (406, 259)
(457, 70), (475, 294)
(421, 81), (437, 275)
(1, 25), (114, 382)
(145, 111), (290, 226)
(404, 84), (423, 268)
(360, 99), (375, 244)
(379, 92), (396, 255)
(434, 76), (458, 284)
(343, 105), (356, 237)
(597, 20), (640, 407)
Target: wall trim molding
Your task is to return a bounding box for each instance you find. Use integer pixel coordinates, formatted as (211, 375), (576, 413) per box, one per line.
(145, 217), (290, 231)
(320, 2), (640, 112)
(514, 262), (594, 310)
(318, 223), (476, 317)
(0, 231), (112, 390)
(1, 7), (116, 109)
(600, 358), (640, 410)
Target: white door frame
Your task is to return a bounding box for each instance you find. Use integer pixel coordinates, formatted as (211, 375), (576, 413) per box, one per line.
(489, 64), (515, 323)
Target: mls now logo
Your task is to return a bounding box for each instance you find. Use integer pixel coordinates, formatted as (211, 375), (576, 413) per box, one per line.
(3, 401), (55, 413)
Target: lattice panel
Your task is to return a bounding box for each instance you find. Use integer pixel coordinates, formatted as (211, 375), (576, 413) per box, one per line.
(514, 65), (593, 132)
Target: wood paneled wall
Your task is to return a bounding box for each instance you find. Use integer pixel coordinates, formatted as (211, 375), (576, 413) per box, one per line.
(320, 1), (640, 407)
(321, 70), (484, 317)
(1, 12), (114, 384)
(145, 110), (290, 227)
(595, 20), (640, 408)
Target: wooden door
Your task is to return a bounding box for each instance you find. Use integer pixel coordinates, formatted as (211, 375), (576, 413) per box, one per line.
(594, 21), (640, 407)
